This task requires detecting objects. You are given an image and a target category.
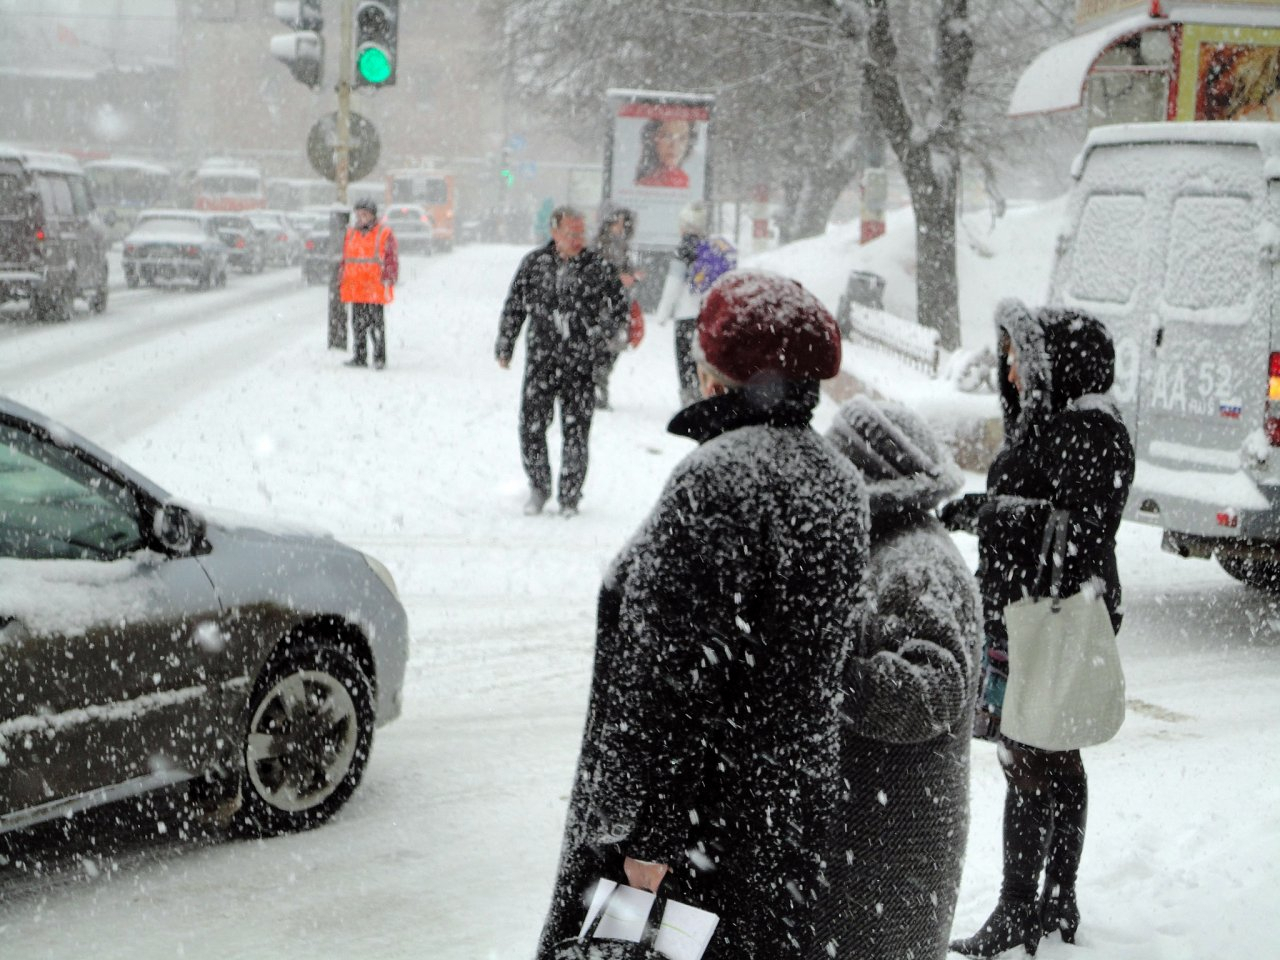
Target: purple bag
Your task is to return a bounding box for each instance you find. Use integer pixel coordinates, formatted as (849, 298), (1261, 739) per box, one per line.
(689, 237), (737, 294)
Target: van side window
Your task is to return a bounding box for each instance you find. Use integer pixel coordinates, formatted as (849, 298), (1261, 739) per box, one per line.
(68, 176), (93, 216)
(1162, 196), (1252, 312)
(40, 175), (75, 218)
(1067, 194), (1146, 304)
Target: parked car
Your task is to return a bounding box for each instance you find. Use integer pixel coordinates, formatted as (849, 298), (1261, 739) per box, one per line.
(247, 210), (300, 268)
(208, 213), (266, 274)
(123, 210), (230, 290)
(0, 394), (408, 836)
(382, 204), (434, 255)
(302, 204), (349, 286)
(1048, 121), (1280, 589)
(0, 145), (110, 321)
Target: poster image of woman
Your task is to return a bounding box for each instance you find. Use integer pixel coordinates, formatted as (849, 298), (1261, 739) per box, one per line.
(635, 118), (697, 188)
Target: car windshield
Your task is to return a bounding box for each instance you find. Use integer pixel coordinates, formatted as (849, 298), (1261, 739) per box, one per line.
(211, 217), (249, 232)
(133, 217), (204, 236)
(0, 169), (27, 215)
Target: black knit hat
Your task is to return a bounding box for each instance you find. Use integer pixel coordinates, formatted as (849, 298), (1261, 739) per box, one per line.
(354, 197), (378, 216)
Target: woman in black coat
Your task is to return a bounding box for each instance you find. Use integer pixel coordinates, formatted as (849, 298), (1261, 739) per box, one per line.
(941, 301), (1134, 957)
(534, 271), (869, 960)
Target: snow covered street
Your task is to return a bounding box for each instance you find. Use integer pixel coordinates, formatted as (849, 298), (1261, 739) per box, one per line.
(1, 243), (1277, 959)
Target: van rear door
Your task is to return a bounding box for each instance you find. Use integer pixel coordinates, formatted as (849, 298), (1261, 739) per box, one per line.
(0, 160), (35, 270)
(1137, 143), (1270, 537)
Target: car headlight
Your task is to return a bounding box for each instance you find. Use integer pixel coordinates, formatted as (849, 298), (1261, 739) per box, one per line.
(363, 553), (400, 601)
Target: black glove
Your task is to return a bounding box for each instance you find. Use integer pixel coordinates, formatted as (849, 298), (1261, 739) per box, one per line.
(938, 492), (988, 534)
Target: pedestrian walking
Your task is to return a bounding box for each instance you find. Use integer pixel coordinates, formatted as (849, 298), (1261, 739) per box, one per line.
(339, 197), (398, 369)
(821, 396), (980, 960)
(589, 204), (640, 411)
(495, 205), (628, 517)
(940, 301), (1135, 957)
(533, 269), (868, 960)
(653, 202), (736, 406)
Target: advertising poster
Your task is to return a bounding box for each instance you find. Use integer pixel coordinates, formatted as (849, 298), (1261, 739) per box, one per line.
(1179, 24), (1280, 121)
(605, 90), (713, 249)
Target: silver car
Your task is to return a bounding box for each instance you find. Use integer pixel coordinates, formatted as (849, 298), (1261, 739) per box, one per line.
(0, 396), (408, 837)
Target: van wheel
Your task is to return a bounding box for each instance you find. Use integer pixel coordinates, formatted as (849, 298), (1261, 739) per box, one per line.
(231, 644), (374, 837)
(1217, 554), (1280, 590)
(89, 282), (108, 314)
(125, 269), (139, 289)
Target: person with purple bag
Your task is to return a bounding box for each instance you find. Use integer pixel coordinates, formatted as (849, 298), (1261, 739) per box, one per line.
(653, 202), (736, 406)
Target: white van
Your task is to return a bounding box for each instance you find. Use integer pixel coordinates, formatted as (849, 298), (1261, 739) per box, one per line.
(1049, 122), (1280, 588)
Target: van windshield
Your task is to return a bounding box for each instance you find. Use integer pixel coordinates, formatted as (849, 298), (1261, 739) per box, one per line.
(134, 217), (204, 236)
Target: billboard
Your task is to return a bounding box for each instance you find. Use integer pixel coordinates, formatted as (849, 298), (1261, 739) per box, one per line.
(604, 89), (713, 250)
(1178, 24), (1280, 121)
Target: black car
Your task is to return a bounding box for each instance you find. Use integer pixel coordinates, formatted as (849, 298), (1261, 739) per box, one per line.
(382, 204), (434, 255)
(0, 146), (110, 321)
(208, 213), (266, 274)
(122, 210), (230, 290)
(301, 205), (349, 286)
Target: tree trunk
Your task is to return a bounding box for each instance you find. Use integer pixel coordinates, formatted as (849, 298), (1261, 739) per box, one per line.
(910, 169), (961, 351)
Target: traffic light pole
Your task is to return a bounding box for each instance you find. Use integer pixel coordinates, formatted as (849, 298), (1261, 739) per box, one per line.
(335, 0), (354, 204)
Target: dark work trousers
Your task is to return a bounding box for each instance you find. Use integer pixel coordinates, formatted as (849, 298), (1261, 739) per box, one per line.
(351, 302), (386, 367)
(674, 314), (699, 404)
(520, 361), (596, 509)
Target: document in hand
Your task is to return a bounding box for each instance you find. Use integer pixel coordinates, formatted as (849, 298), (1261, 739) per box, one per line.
(578, 879), (720, 960)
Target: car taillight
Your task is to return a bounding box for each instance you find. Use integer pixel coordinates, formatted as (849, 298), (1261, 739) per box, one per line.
(278, 233), (288, 242)
(35, 228), (45, 241)
(124, 244), (135, 255)
(421, 215), (430, 223)
(236, 237), (245, 248)
(305, 239), (315, 250)
(1265, 353), (1280, 445)
(185, 245), (200, 257)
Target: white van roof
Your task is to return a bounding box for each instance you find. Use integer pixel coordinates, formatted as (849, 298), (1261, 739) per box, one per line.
(0, 145), (84, 175)
(1075, 121), (1280, 179)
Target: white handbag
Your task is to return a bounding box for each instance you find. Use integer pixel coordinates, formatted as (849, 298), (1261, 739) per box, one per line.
(1001, 511), (1126, 751)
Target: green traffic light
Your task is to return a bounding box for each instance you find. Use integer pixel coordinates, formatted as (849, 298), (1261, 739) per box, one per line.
(357, 46), (392, 84)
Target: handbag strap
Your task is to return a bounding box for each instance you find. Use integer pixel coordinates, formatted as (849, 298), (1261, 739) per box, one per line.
(1033, 509), (1072, 603)
(580, 885), (663, 949)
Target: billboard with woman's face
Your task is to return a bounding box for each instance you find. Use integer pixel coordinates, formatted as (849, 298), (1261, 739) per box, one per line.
(605, 92), (713, 249)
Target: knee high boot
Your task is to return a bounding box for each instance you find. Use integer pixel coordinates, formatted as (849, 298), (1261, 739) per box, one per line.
(950, 784), (1050, 957)
(1040, 774), (1086, 943)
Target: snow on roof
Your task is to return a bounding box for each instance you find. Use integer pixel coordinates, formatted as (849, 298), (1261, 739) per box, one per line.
(1074, 121), (1280, 178)
(83, 158), (171, 176)
(1008, 14), (1156, 117)
(605, 87), (716, 104)
(0, 145), (83, 175)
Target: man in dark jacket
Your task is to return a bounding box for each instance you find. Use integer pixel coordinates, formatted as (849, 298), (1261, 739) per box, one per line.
(534, 270), (869, 960)
(495, 206), (628, 517)
(941, 301), (1135, 957)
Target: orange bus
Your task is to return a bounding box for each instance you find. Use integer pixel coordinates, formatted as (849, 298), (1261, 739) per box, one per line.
(386, 168), (456, 250)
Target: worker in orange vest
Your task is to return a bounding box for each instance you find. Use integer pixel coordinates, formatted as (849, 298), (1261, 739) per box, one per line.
(340, 197), (398, 369)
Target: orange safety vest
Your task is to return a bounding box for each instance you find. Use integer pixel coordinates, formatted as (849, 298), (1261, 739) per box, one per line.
(339, 224), (394, 305)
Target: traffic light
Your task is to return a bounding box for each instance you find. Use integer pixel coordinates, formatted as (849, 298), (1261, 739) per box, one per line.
(353, 1), (399, 88)
(270, 0), (324, 89)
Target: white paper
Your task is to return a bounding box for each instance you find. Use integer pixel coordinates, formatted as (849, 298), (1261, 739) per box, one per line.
(654, 899), (720, 960)
(577, 879), (618, 940)
(593, 884), (657, 942)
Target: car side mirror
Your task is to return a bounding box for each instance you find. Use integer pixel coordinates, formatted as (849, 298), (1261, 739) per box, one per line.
(153, 503), (205, 555)
(101, 209), (118, 227)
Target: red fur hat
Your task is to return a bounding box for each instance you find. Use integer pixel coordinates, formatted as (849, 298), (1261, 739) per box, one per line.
(695, 270), (842, 384)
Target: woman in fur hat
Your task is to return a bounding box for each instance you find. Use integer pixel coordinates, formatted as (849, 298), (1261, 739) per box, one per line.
(820, 397), (980, 960)
(535, 270), (869, 960)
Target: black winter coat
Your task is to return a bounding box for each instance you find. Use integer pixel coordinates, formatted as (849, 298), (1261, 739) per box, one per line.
(534, 382), (869, 960)
(970, 303), (1135, 652)
(495, 241), (628, 375)
(821, 398), (980, 960)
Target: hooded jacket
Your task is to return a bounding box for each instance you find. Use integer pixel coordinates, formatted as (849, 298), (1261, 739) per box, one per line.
(975, 301), (1135, 649)
(534, 381), (869, 960)
(820, 397), (980, 960)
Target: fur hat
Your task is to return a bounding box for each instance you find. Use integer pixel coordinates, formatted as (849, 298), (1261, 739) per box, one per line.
(353, 196), (379, 216)
(695, 270), (842, 384)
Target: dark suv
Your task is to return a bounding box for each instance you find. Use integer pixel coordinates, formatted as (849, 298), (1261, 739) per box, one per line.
(0, 147), (110, 321)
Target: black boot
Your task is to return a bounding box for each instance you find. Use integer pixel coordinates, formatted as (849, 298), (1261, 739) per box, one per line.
(949, 897), (1040, 957)
(1038, 876), (1079, 944)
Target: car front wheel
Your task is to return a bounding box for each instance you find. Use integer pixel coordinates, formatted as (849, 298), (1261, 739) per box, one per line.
(1218, 553), (1280, 591)
(232, 644), (374, 836)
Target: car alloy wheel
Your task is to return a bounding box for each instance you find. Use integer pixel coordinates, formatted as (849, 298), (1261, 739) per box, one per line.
(235, 644), (373, 835)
